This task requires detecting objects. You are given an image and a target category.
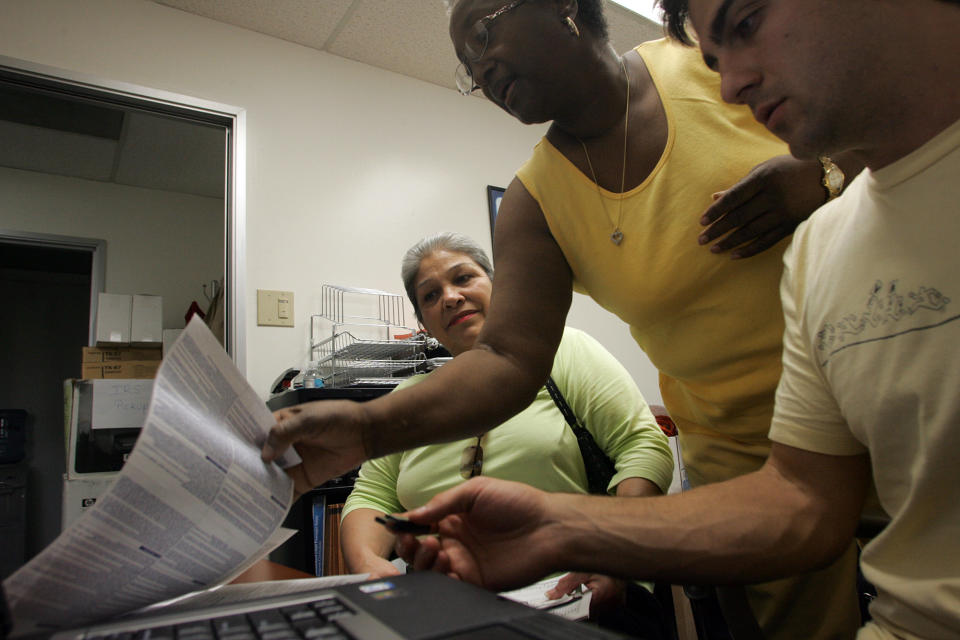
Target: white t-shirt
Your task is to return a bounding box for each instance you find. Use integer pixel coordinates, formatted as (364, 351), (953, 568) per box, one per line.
(770, 118), (960, 640)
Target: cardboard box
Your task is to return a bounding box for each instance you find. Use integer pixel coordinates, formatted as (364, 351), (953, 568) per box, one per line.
(95, 293), (132, 345)
(82, 346), (162, 363)
(132, 294), (163, 347)
(81, 360), (161, 379)
(61, 474), (117, 530)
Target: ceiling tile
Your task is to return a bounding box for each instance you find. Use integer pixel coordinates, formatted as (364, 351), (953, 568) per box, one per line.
(153, 0), (356, 50)
(326, 0), (457, 90)
(0, 121), (116, 181)
(114, 112), (226, 198)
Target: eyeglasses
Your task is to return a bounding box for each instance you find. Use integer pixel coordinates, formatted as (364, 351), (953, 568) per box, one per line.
(454, 0), (527, 96)
(459, 434), (486, 479)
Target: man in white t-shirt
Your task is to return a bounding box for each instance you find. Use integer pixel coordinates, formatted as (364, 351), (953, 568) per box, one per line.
(387, 2), (960, 638)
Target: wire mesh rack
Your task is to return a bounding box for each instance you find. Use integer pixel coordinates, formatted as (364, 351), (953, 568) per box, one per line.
(319, 284), (405, 327)
(309, 285), (425, 388)
(313, 332), (426, 388)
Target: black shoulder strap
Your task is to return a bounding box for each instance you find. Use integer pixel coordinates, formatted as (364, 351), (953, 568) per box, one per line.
(544, 376), (582, 430)
(544, 376), (618, 496)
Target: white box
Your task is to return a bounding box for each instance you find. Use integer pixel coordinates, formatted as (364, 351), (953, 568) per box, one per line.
(61, 474), (117, 530)
(162, 328), (183, 357)
(95, 293), (132, 346)
(131, 294), (163, 347)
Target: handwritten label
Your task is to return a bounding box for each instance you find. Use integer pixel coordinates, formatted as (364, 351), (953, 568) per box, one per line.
(91, 379), (154, 430)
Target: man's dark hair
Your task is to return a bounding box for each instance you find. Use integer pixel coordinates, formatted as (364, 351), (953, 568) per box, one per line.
(656, 0), (695, 45)
(657, 0), (960, 46)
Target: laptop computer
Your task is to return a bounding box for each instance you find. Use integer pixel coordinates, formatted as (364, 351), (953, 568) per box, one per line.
(42, 571), (631, 640)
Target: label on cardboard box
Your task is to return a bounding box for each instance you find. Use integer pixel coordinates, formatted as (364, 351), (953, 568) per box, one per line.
(81, 360), (161, 379)
(82, 347), (162, 363)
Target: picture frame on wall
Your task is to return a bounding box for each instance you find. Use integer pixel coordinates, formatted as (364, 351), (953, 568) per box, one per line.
(486, 185), (505, 242)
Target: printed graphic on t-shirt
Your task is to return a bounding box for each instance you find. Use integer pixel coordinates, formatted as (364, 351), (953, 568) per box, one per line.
(816, 279), (955, 366)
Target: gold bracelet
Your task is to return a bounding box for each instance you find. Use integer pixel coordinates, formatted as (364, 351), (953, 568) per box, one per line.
(819, 155), (845, 201)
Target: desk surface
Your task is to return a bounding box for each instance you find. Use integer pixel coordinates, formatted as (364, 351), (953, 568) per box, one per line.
(230, 559), (314, 583)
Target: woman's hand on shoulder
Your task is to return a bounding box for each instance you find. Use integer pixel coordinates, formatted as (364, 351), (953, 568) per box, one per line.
(697, 154), (826, 259)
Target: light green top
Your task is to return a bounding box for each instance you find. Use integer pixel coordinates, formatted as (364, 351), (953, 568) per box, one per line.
(343, 327), (674, 518)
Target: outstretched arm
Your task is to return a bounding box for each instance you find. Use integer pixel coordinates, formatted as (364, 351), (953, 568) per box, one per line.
(263, 178), (574, 492)
(397, 443), (870, 591)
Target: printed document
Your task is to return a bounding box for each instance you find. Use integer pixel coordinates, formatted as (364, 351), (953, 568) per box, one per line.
(3, 318), (302, 633)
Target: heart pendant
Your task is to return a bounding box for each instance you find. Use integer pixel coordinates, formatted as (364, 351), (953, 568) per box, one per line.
(610, 229), (624, 245)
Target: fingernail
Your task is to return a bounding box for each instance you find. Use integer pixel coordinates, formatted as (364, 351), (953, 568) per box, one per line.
(698, 234), (708, 244)
(261, 444), (275, 460)
(711, 245), (722, 253)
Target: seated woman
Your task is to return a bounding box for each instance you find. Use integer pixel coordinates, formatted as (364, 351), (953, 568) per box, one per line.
(340, 232), (674, 635)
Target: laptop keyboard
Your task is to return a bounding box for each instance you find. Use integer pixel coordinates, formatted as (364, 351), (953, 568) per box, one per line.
(85, 596), (356, 640)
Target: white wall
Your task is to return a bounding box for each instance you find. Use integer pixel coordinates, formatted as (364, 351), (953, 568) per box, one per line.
(0, 0), (661, 404)
(0, 167), (223, 331)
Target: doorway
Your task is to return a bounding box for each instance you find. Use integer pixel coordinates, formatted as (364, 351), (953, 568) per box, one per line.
(0, 238), (98, 574)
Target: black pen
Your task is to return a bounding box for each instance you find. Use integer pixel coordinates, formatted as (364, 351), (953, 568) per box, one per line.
(375, 514), (432, 535)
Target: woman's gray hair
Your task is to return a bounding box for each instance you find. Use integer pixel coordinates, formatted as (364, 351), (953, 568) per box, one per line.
(401, 231), (494, 322)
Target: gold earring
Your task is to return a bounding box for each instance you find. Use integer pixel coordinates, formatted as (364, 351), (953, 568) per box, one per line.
(564, 16), (580, 37)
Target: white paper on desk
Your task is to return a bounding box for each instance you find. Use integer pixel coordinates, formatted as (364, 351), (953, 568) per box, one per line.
(500, 574), (593, 621)
(3, 318), (302, 634)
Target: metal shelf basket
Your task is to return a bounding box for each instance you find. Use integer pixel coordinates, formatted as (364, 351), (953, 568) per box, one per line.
(308, 285), (425, 388)
(319, 284), (405, 327)
(314, 332), (426, 388)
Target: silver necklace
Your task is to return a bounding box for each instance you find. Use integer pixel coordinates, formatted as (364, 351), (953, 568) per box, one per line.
(577, 57), (630, 246)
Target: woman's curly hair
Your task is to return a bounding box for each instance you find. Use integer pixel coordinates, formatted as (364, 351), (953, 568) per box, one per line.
(442, 0), (609, 41)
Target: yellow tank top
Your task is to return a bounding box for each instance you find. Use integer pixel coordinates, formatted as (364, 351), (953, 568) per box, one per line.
(516, 39), (790, 486)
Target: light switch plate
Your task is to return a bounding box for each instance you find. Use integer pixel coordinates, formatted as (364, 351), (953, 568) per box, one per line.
(257, 289), (294, 327)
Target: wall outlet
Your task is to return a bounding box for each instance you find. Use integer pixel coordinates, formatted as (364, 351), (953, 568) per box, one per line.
(257, 289), (294, 327)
